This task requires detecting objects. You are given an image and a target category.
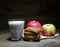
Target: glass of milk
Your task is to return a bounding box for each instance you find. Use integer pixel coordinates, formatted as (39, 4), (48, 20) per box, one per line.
(8, 19), (25, 41)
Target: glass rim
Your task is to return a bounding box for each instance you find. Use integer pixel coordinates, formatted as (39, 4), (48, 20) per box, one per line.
(8, 19), (25, 21)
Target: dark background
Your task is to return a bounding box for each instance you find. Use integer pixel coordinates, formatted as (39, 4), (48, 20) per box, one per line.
(0, 0), (59, 29)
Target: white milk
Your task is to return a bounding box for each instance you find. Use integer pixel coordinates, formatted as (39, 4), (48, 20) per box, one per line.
(8, 20), (25, 40)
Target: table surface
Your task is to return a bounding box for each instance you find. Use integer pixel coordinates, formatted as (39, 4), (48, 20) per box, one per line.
(0, 29), (60, 47)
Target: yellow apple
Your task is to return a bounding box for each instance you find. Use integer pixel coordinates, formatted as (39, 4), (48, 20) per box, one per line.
(41, 24), (56, 36)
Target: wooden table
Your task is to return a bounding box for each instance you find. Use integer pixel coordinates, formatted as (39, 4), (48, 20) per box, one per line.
(0, 29), (60, 47)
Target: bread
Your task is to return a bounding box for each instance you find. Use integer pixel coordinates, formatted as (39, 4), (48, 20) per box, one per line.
(24, 27), (41, 41)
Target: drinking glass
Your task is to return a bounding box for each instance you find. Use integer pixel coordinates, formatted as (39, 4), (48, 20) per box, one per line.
(8, 19), (25, 40)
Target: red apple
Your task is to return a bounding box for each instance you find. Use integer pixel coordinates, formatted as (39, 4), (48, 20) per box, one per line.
(26, 20), (41, 28)
(41, 24), (56, 36)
